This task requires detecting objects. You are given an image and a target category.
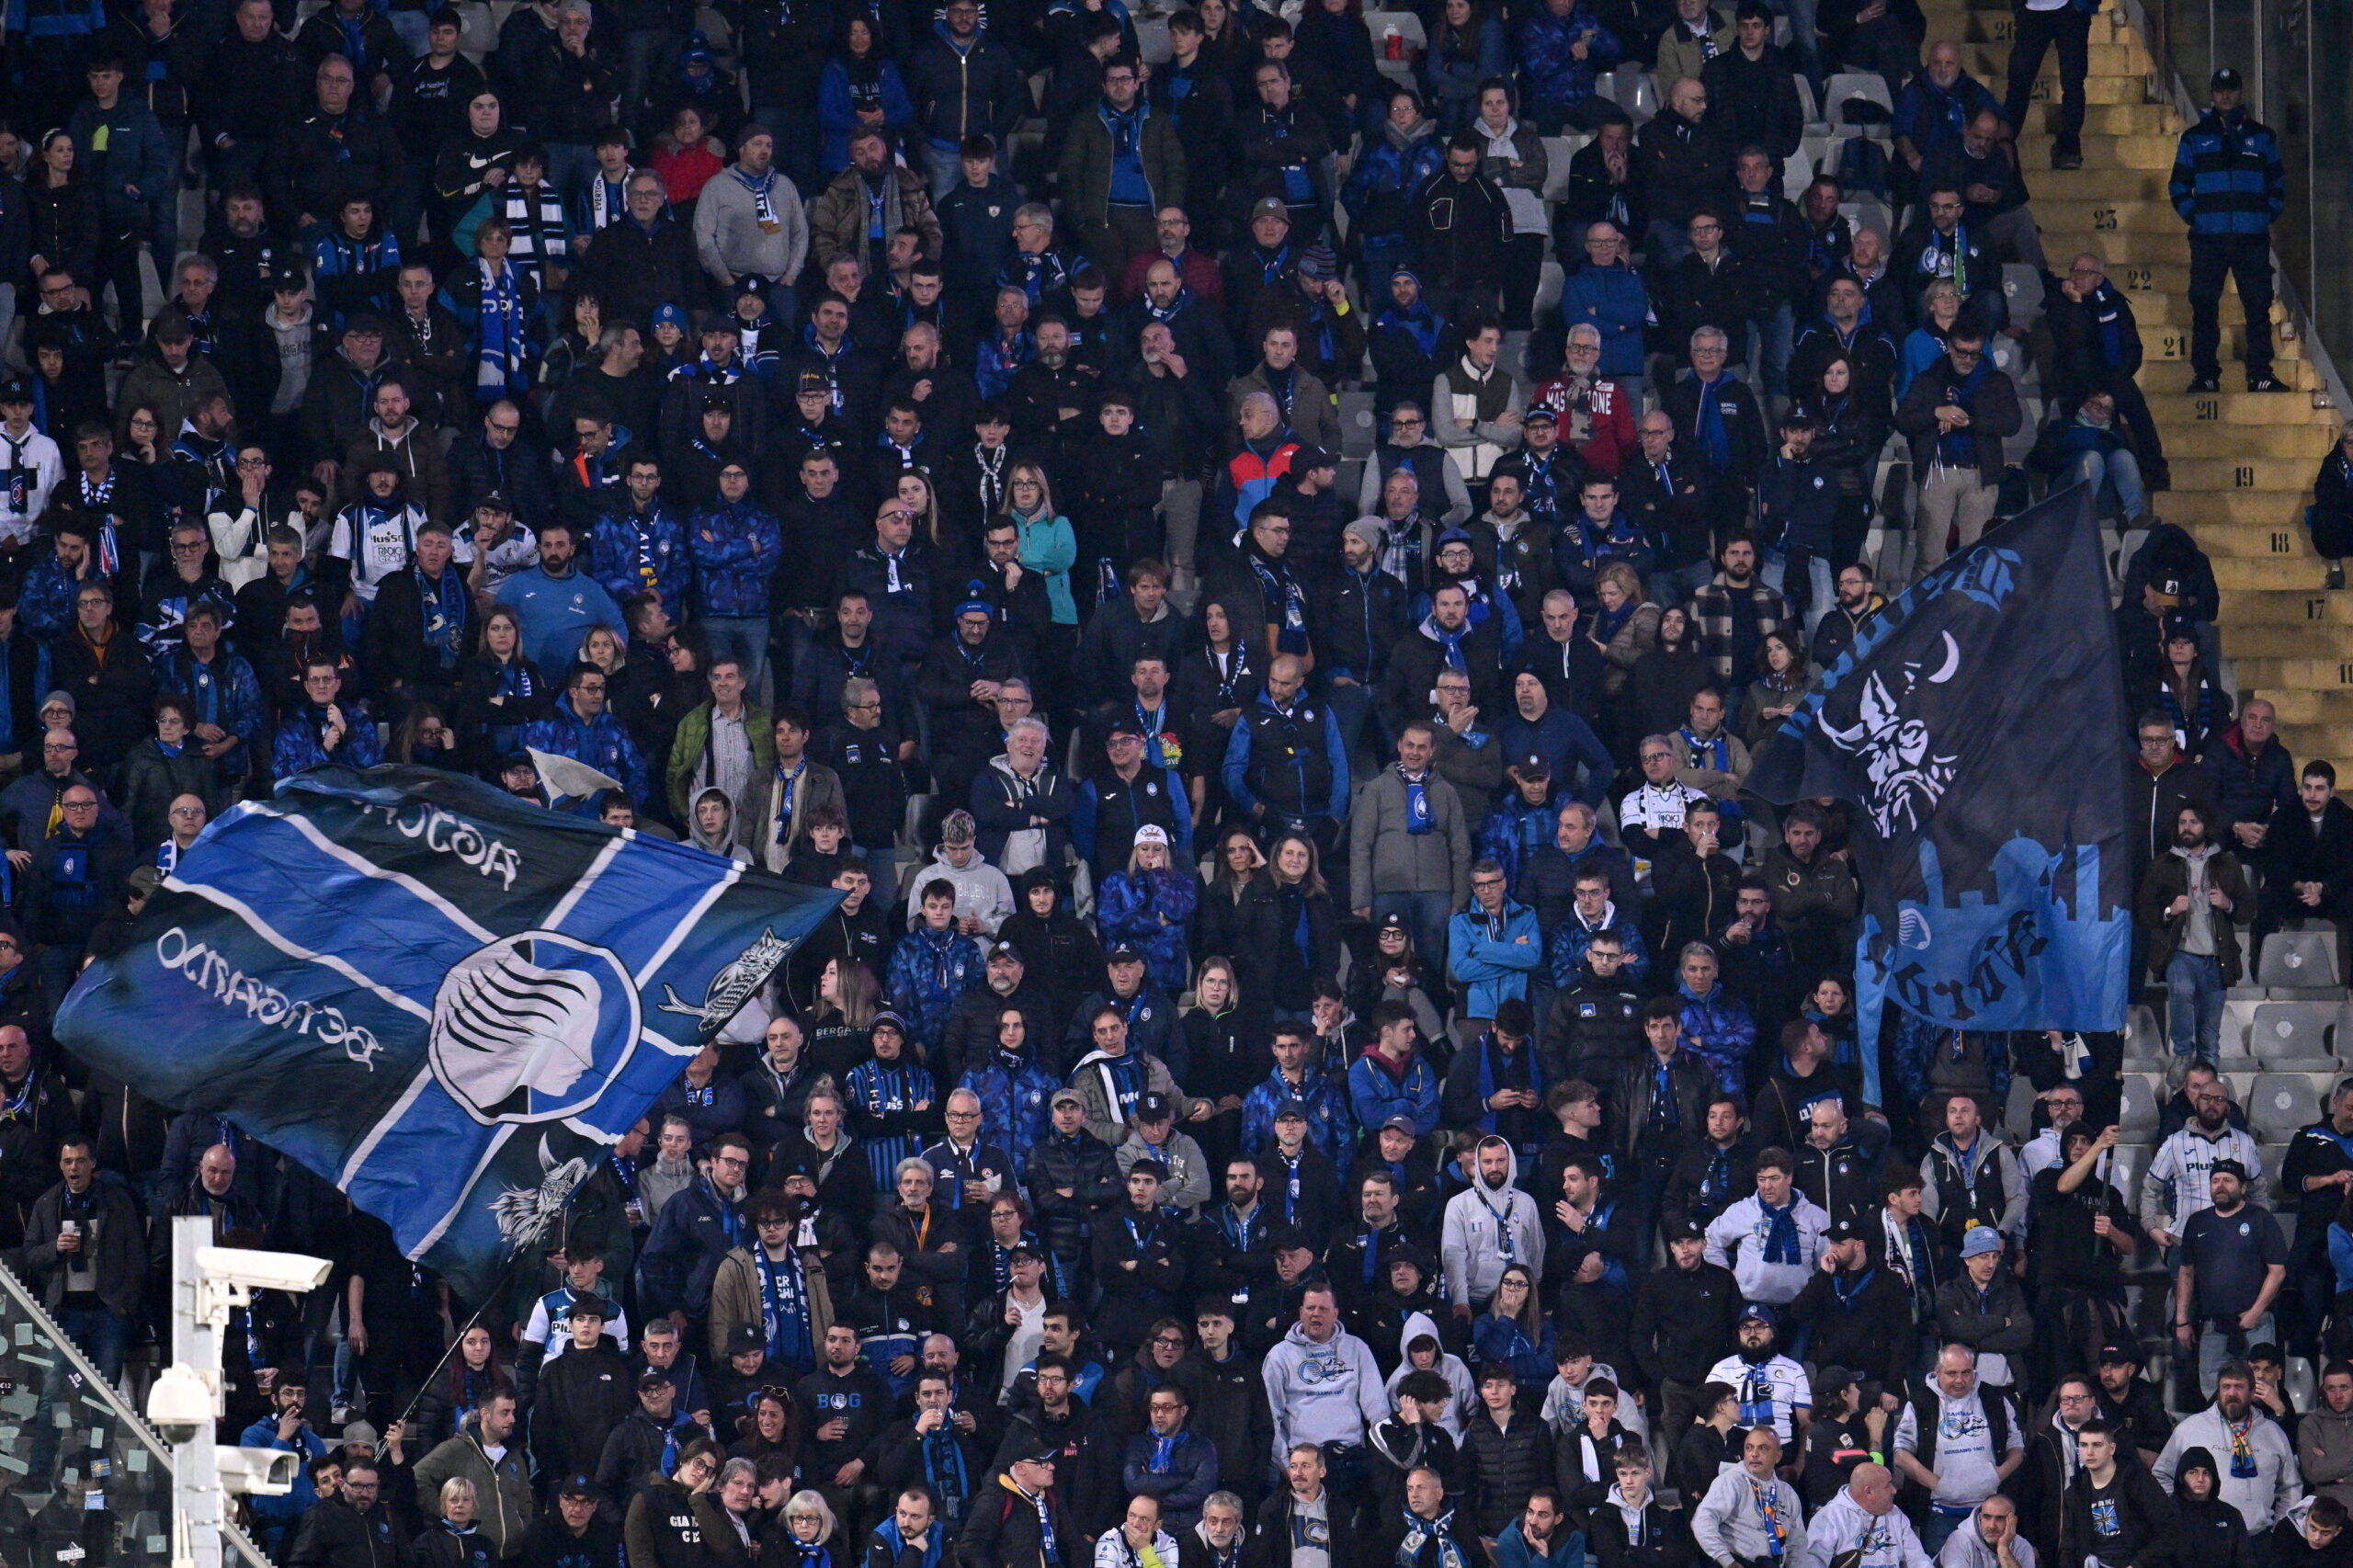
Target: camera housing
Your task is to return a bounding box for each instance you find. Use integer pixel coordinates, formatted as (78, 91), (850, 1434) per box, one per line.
(195, 1247), (333, 1295)
(216, 1447), (301, 1497)
(146, 1364), (211, 1446)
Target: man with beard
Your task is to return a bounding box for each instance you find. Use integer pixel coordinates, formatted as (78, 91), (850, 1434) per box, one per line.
(1808, 564), (1883, 672)
(1693, 1425), (1807, 1564)
(1661, 1096), (1755, 1240)
(2142, 1067), (2268, 1260)
(2255, 762), (2353, 986)
(2166, 1166), (2289, 1404)
(1440, 1135), (1545, 1322)
(2134, 801), (2252, 1074)
(1630, 1216), (1738, 1451)
(793, 1322), (893, 1527)
(1703, 1302), (1812, 1449)
(1788, 1236), (1913, 1401)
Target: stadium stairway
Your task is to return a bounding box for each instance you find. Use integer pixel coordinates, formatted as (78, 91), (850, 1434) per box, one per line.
(1927, 0), (2346, 771)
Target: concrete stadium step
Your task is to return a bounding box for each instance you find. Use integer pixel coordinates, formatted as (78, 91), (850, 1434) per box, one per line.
(2131, 355), (2316, 392)
(2262, 688), (2353, 723)
(2166, 496), (2311, 531)
(2115, 291), (2290, 331)
(2034, 168), (2169, 200)
(2151, 423), (2337, 460)
(2021, 135), (2179, 173)
(2216, 590), (2353, 629)
(2041, 228), (2197, 265)
(2135, 389), (2336, 426)
(1963, 40), (2149, 74)
(2211, 624), (2353, 658)
(2167, 458), (2325, 492)
(1998, 71), (2153, 103)
(2030, 197), (2191, 232)
(2030, 103), (2183, 136)
(2217, 556), (2350, 588)
(2236, 660), (2353, 691)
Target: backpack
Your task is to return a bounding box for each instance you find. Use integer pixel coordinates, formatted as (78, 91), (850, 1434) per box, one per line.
(1836, 137), (1891, 198)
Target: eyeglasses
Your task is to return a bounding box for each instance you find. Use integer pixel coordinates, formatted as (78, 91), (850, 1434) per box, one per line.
(487, 420), (520, 435)
(169, 805), (205, 818)
(235, 456), (267, 469)
(1152, 1335), (1187, 1348)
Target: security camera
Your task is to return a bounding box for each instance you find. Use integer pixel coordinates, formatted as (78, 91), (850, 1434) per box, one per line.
(195, 1246), (332, 1295)
(216, 1447), (301, 1498)
(147, 1364), (212, 1446)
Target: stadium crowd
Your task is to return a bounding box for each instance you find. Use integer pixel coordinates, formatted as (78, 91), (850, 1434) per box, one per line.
(0, 0), (2334, 1558)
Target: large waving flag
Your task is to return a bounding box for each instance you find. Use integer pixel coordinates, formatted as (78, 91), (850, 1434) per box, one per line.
(56, 767), (840, 1298)
(1746, 486), (2131, 1059)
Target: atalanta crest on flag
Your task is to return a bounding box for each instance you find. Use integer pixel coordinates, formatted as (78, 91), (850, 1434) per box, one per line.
(1746, 486), (2131, 1049)
(56, 767), (841, 1296)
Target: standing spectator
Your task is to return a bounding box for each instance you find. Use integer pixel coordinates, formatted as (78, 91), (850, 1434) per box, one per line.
(2154, 1358), (2302, 1531)
(2134, 802), (2251, 1071)
(1893, 1346), (2023, 1555)
(2169, 69), (2289, 394)
(2169, 1167), (2289, 1402)
(1893, 325), (2018, 589)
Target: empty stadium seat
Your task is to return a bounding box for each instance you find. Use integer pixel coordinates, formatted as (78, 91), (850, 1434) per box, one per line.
(1839, 197), (1893, 241)
(2123, 1003), (2167, 1068)
(2109, 1142), (2152, 1204)
(1794, 74), (1820, 131)
(2251, 1074), (2323, 1142)
(1617, 68), (1658, 121)
(2259, 929), (2341, 991)
(1822, 72), (1894, 126)
(1781, 145), (1813, 200)
(2003, 264), (2045, 325)
(2119, 1073), (2160, 1139)
(2245, 1002), (2337, 1069)
(1541, 138), (1579, 201)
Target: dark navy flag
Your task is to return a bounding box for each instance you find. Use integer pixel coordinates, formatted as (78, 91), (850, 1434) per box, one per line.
(55, 767), (840, 1298)
(1746, 486), (2131, 1061)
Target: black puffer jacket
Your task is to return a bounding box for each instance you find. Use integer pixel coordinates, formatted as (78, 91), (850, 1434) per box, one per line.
(1461, 1409), (1558, 1537)
(1024, 1127), (1124, 1265)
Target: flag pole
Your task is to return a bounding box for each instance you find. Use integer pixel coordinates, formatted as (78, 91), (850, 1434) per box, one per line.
(381, 1242), (540, 1449)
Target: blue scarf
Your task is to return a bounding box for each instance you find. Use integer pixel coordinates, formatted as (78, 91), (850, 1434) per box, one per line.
(880, 1514), (945, 1568)
(1249, 552), (1308, 653)
(773, 758), (807, 845)
(1416, 613), (1469, 672)
(416, 563), (466, 669)
(1935, 357), (1992, 470)
(1399, 766), (1433, 835)
(474, 259), (527, 399)
(1678, 725), (1730, 773)
(756, 1243), (813, 1372)
(1690, 371), (1735, 469)
(1377, 300), (1443, 357)
(1399, 1506), (1469, 1568)
(923, 1430), (974, 1524)
(1006, 1477), (1060, 1567)
(1472, 1033), (1540, 1137)
(1757, 1196), (1801, 1265)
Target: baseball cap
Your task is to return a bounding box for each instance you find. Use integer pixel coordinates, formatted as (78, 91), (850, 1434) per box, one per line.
(988, 939), (1024, 963)
(2212, 65), (2243, 89)
(559, 1473), (598, 1499)
(1381, 1114), (1419, 1135)
(1136, 1092), (1173, 1123)
(2211, 1156), (2249, 1182)
(1668, 1216), (1708, 1240)
(1738, 1301), (1778, 1326)
(1251, 197), (1291, 223)
(1051, 1087), (1085, 1109)
(1522, 404), (1557, 425)
(1107, 943), (1143, 963)
(725, 1323), (765, 1354)
(1133, 824), (1170, 847)
(1275, 1097), (1309, 1121)
(474, 489), (513, 514)
(652, 302), (687, 329)
(637, 1369), (675, 1392)
(1290, 444), (1336, 472)
(1515, 752), (1552, 781)
(1960, 1226), (2004, 1258)
(0, 378), (32, 403)
(1107, 716), (1146, 740)
(2097, 1343), (2141, 1366)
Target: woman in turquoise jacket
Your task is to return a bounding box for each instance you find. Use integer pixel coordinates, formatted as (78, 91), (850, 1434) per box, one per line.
(1004, 460), (1078, 713)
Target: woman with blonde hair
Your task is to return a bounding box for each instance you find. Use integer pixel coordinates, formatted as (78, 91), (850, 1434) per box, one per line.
(1590, 563), (1660, 755)
(1002, 460), (1077, 714)
(1097, 824), (1199, 994)
(1267, 832), (1338, 1014)
(807, 956), (880, 1080)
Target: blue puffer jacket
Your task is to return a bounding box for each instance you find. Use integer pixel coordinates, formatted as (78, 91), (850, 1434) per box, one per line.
(1240, 1065), (1353, 1162)
(588, 505), (690, 620)
(1097, 867), (1199, 995)
(960, 1049), (1060, 1172)
(885, 924), (986, 1057)
(1517, 5), (1620, 112)
(19, 558), (86, 646)
(1346, 1046), (1442, 1138)
(1676, 980), (1757, 1087)
(522, 693), (651, 805)
(687, 496), (783, 619)
(1555, 263), (1652, 377)
(1544, 910), (1650, 987)
(1892, 70), (2000, 163)
(1342, 121), (1447, 258)
(154, 648), (266, 776)
(2169, 108), (2285, 236)
(273, 701), (386, 778)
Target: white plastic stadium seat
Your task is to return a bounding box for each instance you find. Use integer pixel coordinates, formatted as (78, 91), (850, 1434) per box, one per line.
(1823, 72), (1894, 125)
(2119, 1073), (2160, 1140)
(2258, 929), (2341, 990)
(2123, 1003), (2166, 1068)
(2245, 1002), (2337, 1069)
(2251, 1074), (2323, 1142)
